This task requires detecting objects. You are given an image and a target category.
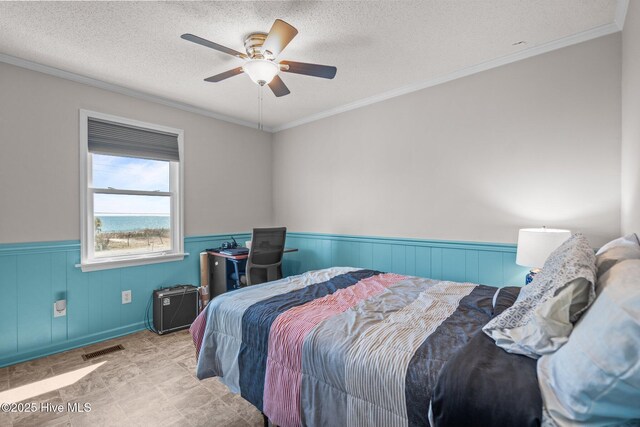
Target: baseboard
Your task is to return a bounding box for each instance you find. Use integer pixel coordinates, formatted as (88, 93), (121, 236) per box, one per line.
(0, 321), (146, 368)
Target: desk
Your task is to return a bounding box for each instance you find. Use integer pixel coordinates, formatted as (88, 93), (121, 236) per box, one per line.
(207, 248), (298, 298)
(208, 247), (298, 260)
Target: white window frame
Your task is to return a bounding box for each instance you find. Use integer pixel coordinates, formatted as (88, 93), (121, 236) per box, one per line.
(79, 109), (185, 272)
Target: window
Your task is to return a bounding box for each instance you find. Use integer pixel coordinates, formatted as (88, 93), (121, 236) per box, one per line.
(79, 110), (184, 271)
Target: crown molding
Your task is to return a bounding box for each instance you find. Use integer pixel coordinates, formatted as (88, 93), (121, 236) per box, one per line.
(0, 52), (272, 133)
(615, 0), (630, 30)
(272, 20), (621, 133)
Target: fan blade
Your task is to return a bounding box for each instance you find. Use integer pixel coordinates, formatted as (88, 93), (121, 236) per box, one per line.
(262, 19), (298, 58)
(268, 75), (291, 97)
(181, 33), (247, 59)
(280, 61), (337, 79)
(204, 67), (244, 82)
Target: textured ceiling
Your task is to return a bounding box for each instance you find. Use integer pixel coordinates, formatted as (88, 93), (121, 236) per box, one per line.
(0, 1), (618, 129)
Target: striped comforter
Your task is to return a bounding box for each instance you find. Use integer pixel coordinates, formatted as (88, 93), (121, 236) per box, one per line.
(191, 267), (497, 427)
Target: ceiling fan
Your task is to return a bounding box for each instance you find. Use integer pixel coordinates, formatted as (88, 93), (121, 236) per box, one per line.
(181, 19), (337, 97)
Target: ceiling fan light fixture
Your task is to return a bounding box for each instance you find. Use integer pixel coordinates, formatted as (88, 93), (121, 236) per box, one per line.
(242, 59), (279, 86)
(183, 19), (336, 98)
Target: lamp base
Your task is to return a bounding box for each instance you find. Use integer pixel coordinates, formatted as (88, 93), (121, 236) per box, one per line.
(525, 268), (541, 285)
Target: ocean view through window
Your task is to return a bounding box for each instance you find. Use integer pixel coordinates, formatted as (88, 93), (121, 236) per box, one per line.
(94, 214), (172, 257)
(80, 110), (184, 271)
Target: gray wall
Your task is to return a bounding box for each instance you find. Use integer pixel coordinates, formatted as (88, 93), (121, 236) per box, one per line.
(272, 34), (622, 247)
(1, 32), (627, 248)
(622, 1), (640, 235)
(0, 62), (273, 244)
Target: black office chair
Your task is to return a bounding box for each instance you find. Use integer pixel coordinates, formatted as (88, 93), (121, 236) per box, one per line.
(245, 227), (287, 286)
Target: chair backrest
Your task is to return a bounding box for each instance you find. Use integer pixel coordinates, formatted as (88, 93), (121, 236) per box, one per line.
(246, 227), (287, 285)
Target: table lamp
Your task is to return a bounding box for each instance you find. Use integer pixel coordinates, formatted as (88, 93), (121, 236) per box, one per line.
(516, 227), (571, 284)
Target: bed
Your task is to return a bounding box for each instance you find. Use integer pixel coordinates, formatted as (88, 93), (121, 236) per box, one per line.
(190, 266), (542, 427)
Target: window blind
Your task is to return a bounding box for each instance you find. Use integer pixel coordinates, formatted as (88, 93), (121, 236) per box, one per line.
(88, 118), (180, 162)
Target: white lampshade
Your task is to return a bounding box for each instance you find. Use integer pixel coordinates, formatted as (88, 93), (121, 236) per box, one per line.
(242, 59), (279, 85)
(516, 228), (571, 269)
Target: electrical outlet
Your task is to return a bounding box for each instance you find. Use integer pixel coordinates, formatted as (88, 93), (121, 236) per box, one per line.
(122, 290), (132, 304)
(54, 300), (66, 318)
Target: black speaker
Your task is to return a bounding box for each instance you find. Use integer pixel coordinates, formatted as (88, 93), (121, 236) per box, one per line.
(153, 285), (199, 334)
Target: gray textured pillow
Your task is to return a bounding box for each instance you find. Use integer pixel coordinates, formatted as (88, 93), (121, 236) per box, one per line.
(595, 233), (640, 279)
(483, 233), (596, 358)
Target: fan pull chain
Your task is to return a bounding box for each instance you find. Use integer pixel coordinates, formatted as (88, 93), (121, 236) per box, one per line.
(258, 84), (264, 131)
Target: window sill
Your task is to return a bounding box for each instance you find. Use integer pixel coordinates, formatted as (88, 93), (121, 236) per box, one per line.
(76, 252), (188, 272)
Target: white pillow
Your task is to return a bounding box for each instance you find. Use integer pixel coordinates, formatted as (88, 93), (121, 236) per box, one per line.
(483, 234), (596, 358)
(537, 258), (640, 426)
(594, 233), (640, 279)
(595, 233), (640, 255)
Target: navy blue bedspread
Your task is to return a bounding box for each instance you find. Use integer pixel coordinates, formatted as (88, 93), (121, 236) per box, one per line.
(430, 287), (543, 427)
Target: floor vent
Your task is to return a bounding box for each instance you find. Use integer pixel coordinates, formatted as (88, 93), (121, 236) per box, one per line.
(82, 344), (125, 360)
